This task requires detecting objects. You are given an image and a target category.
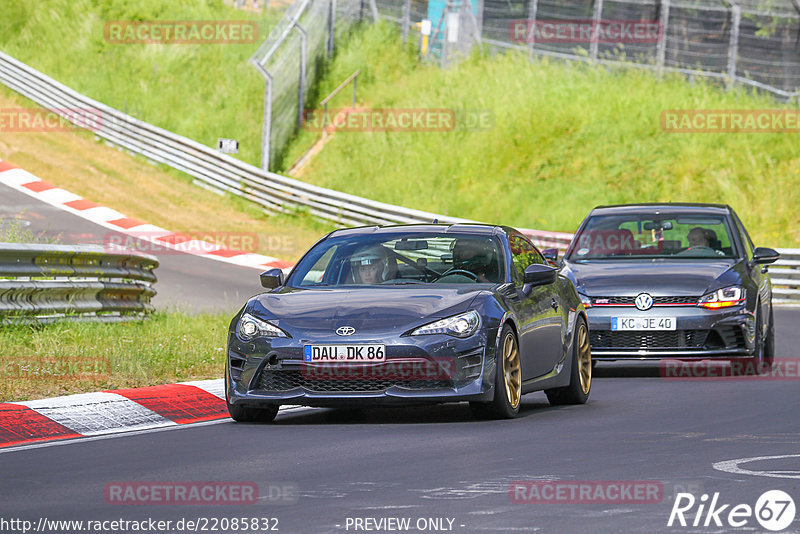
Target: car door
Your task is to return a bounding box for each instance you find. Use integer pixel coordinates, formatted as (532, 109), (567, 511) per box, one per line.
(506, 234), (563, 380)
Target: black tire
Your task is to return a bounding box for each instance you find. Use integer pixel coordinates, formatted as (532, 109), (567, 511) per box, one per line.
(469, 324), (521, 420)
(546, 317), (591, 405)
(763, 303), (775, 369)
(227, 400), (279, 423)
(733, 303), (770, 376)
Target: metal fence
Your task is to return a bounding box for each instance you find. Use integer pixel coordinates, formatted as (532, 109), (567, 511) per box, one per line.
(374, 0), (800, 99)
(0, 244), (158, 323)
(250, 0), (362, 170)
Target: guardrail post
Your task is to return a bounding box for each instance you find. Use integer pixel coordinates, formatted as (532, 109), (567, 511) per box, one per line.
(369, 0), (379, 22)
(589, 0), (603, 62)
(656, 0), (670, 75)
(294, 22), (308, 129)
(726, 2), (741, 90)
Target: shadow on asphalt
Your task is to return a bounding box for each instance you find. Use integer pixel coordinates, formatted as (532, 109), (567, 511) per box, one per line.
(260, 398), (559, 425)
(593, 363), (663, 378)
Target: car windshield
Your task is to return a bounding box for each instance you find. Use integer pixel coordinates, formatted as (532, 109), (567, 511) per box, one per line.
(288, 232), (505, 287)
(567, 213), (738, 260)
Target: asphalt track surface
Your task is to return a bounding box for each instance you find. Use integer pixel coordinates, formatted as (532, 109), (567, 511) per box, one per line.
(0, 183), (265, 313)
(3, 182), (800, 533)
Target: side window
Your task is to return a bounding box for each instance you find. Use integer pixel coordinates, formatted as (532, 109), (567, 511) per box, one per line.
(509, 235), (544, 285)
(732, 214), (753, 260)
(300, 246), (337, 285)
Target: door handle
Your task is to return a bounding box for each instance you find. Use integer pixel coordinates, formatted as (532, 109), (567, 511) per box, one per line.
(551, 298), (559, 310)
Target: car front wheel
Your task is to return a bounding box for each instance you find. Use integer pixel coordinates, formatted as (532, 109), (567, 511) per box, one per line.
(545, 317), (591, 405)
(470, 324), (521, 419)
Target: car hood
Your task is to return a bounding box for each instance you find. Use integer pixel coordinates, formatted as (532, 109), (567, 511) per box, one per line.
(248, 286), (484, 336)
(562, 259), (740, 297)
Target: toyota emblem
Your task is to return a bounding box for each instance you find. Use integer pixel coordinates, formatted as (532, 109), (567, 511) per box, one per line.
(336, 326), (356, 336)
(634, 293), (654, 311)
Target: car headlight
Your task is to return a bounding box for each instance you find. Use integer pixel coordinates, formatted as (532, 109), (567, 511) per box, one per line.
(578, 293), (592, 308)
(697, 286), (745, 309)
(237, 313), (289, 340)
(411, 310), (481, 338)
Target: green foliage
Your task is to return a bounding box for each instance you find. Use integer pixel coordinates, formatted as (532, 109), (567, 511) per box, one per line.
(0, 0), (281, 166)
(285, 23), (800, 247)
(0, 311), (229, 401)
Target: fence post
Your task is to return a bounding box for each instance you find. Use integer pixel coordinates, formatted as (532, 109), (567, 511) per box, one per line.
(261, 75), (273, 170)
(402, 0), (411, 42)
(656, 0), (670, 75)
(328, 0), (337, 56)
(527, 0), (538, 57)
(589, 0), (603, 61)
(295, 22), (308, 129)
(369, 0), (379, 22)
(726, 2), (741, 90)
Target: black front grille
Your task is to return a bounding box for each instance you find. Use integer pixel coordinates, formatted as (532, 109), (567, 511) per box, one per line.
(592, 296), (698, 306)
(590, 330), (708, 349)
(257, 370), (452, 392)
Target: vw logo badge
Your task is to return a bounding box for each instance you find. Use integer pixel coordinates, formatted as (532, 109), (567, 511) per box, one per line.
(634, 293), (654, 311)
(336, 326), (356, 336)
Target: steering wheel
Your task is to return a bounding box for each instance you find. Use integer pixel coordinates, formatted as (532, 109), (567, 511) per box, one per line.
(432, 269), (480, 282)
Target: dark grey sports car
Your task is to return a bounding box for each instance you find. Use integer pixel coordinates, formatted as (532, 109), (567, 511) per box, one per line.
(557, 203), (779, 372)
(225, 224), (591, 422)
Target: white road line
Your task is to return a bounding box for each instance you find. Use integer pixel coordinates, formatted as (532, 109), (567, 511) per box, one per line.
(713, 454), (800, 480)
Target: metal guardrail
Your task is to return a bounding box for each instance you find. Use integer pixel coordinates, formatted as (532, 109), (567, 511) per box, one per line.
(0, 243), (158, 322)
(772, 248), (800, 305)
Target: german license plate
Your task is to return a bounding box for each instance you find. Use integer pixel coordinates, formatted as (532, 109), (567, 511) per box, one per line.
(303, 344), (386, 362)
(611, 317), (676, 331)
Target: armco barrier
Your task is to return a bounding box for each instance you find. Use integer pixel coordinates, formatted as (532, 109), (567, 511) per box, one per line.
(772, 248), (800, 305)
(0, 243), (158, 322)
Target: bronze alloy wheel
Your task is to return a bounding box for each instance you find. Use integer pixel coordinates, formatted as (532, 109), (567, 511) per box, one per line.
(502, 331), (522, 409)
(577, 322), (591, 395)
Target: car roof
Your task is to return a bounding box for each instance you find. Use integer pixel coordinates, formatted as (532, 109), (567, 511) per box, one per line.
(328, 223), (512, 238)
(590, 203), (732, 216)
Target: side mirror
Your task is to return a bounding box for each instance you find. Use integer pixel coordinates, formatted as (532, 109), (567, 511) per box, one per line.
(523, 264), (557, 287)
(260, 268), (284, 289)
(541, 248), (559, 267)
(751, 247), (780, 266)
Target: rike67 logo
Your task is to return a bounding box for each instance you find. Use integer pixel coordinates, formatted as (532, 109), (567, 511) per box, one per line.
(668, 490), (796, 531)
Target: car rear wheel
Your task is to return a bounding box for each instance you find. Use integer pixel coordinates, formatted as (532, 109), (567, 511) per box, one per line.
(545, 317), (591, 405)
(227, 401), (279, 423)
(470, 324), (521, 419)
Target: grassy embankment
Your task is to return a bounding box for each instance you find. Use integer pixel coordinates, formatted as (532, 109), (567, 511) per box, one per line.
(284, 23), (800, 247)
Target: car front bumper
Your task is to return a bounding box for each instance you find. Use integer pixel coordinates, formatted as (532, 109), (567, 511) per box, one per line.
(225, 328), (498, 408)
(585, 305), (756, 360)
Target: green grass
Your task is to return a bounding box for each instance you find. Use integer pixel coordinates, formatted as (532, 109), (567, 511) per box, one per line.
(284, 23), (800, 247)
(0, 217), (61, 244)
(0, 0), (281, 167)
(0, 312), (230, 401)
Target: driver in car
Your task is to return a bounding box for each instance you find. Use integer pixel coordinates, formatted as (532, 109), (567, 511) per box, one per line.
(452, 238), (498, 283)
(350, 245), (389, 284)
(679, 226), (718, 256)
